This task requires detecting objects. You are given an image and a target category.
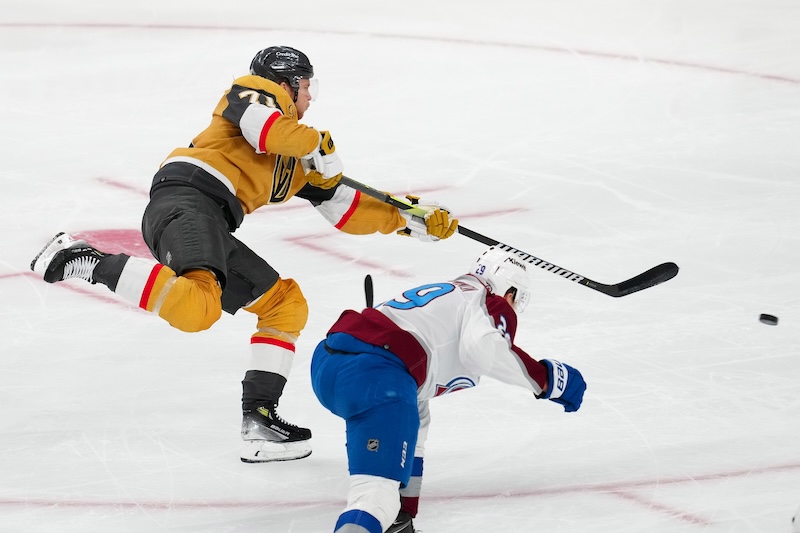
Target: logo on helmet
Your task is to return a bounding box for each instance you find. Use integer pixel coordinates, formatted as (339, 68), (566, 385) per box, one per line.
(471, 246), (533, 313)
(504, 257), (527, 271)
(275, 51), (299, 61)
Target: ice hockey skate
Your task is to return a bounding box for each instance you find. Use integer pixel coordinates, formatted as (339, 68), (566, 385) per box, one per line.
(240, 402), (312, 462)
(30, 232), (105, 284)
(386, 511), (416, 533)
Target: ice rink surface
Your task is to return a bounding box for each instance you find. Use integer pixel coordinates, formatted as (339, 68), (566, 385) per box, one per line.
(2, 1), (800, 531)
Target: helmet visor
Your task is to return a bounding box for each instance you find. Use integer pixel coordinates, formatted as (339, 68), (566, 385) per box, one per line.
(308, 77), (319, 100)
(512, 288), (530, 313)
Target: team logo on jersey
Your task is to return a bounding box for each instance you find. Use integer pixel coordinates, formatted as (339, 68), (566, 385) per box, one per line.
(435, 376), (476, 396)
(270, 156), (295, 203)
(367, 439), (379, 452)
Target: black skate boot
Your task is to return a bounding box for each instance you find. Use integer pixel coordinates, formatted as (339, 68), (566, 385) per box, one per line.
(240, 401), (312, 463)
(31, 232), (106, 284)
(386, 511), (416, 533)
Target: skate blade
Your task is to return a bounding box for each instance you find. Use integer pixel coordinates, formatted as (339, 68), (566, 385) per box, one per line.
(30, 232), (76, 273)
(240, 439), (312, 463)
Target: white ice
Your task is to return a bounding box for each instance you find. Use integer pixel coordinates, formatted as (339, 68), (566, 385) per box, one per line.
(2, 1), (800, 531)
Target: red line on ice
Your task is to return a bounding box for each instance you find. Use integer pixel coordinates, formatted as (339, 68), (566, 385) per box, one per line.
(2, 21), (798, 85)
(284, 233), (413, 278)
(0, 460), (798, 526)
(610, 490), (712, 526)
(95, 177), (148, 197)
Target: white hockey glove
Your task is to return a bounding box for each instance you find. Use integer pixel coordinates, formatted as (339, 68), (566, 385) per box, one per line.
(301, 130), (343, 190)
(397, 195), (458, 242)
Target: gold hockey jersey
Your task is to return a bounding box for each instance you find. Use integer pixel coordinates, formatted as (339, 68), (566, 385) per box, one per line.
(153, 74), (405, 235)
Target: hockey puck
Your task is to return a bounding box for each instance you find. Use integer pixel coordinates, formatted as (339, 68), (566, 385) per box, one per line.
(759, 313), (778, 326)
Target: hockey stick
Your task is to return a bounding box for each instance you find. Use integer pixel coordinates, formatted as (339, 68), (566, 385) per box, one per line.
(364, 274), (374, 308)
(340, 176), (679, 298)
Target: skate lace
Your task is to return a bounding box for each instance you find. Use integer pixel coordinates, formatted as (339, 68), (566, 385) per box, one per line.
(256, 405), (298, 429)
(63, 255), (99, 282)
(272, 410), (298, 428)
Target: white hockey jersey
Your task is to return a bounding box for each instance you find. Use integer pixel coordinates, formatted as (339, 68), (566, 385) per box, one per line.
(327, 274), (548, 405)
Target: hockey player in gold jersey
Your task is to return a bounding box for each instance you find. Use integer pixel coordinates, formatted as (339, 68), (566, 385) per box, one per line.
(31, 46), (458, 463)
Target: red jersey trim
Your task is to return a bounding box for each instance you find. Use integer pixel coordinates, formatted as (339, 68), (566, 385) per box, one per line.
(328, 308), (428, 387)
(335, 190), (361, 230)
(251, 336), (296, 352)
(139, 263), (165, 309)
(258, 111), (282, 153)
(511, 345), (548, 391)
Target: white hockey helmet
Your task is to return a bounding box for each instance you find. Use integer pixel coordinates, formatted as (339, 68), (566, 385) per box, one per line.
(471, 246), (531, 313)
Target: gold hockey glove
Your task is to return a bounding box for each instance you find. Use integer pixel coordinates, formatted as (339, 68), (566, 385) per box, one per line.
(397, 195), (458, 242)
(301, 130), (343, 190)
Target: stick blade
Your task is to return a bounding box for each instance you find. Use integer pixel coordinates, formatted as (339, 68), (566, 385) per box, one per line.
(604, 262), (679, 297)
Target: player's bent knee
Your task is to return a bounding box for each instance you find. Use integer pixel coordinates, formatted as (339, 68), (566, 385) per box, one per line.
(158, 269), (223, 332)
(244, 278), (309, 337)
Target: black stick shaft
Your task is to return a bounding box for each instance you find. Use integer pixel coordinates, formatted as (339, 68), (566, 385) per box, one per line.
(339, 176), (679, 297)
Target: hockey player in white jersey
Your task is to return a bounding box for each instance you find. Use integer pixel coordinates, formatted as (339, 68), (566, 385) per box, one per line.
(310, 247), (587, 533)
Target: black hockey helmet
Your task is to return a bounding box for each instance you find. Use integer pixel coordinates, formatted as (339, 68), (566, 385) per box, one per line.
(250, 46), (314, 93)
